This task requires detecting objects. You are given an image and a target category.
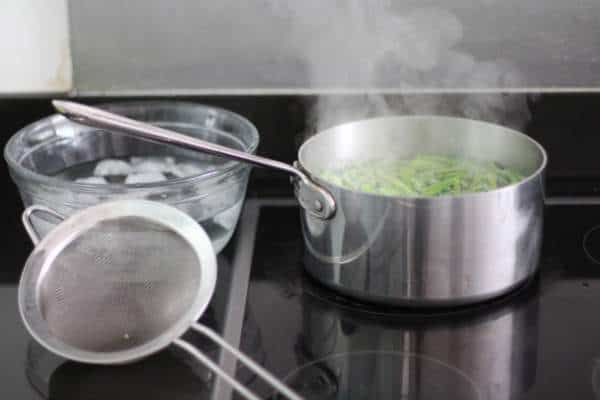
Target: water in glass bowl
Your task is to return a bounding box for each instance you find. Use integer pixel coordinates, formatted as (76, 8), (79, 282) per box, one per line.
(48, 155), (245, 253)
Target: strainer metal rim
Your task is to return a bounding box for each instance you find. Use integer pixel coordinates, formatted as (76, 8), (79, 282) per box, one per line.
(18, 199), (217, 365)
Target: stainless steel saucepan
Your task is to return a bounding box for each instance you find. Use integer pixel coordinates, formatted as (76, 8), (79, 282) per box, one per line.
(53, 100), (547, 307)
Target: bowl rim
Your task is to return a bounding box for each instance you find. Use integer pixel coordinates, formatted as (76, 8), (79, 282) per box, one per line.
(4, 101), (260, 191)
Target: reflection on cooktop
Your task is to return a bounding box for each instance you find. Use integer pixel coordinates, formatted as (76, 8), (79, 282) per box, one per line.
(280, 351), (482, 400)
(26, 314), (220, 399)
(296, 273), (539, 400)
(39, 345), (212, 400)
(239, 204), (600, 400)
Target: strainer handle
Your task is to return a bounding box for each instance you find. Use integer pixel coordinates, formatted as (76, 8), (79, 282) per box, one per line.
(22, 205), (66, 245)
(173, 323), (303, 400)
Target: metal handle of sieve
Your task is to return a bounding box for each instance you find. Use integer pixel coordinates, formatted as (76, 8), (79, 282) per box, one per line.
(22, 205), (66, 245)
(173, 323), (303, 400)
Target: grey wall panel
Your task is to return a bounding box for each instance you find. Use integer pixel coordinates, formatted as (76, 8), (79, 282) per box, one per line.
(68, 0), (600, 94)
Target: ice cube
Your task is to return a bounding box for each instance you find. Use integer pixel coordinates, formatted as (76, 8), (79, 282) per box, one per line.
(75, 176), (108, 184)
(94, 159), (132, 177)
(130, 157), (144, 166)
(174, 163), (209, 177)
(130, 156), (175, 165)
(168, 164), (185, 178)
(125, 172), (167, 184)
(131, 157), (177, 175)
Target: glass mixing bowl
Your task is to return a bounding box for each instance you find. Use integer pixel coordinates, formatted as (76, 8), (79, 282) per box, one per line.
(4, 101), (259, 253)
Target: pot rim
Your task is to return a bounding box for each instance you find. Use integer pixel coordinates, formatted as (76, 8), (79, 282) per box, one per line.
(297, 115), (547, 201)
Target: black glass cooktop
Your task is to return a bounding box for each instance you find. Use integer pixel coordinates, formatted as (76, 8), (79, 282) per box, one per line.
(237, 201), (600, 400)
(4, 200), (600, 400)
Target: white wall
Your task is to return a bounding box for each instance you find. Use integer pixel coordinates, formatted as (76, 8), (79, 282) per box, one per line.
(0, 0), (72, 95)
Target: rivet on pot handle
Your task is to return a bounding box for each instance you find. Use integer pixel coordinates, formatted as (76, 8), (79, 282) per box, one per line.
(52, 100), (337, 220)
(292, 161), (336, 219)
(22, 205), (66, 245)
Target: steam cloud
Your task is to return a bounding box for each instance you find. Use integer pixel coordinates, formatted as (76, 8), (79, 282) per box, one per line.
(261, 1), (533, 132)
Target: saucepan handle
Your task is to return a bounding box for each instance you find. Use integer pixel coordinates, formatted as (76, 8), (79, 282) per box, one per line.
(52, 100), (336, 220)
(22, 205), (66, 245)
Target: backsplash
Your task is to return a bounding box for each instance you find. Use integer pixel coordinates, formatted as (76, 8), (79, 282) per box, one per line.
(2, 93), (600, 198)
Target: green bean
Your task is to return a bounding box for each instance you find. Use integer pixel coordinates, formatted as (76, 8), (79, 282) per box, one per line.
(319, 155), (524, 197)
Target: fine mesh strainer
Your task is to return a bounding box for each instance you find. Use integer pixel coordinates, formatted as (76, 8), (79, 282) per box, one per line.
(19, 200), (302, 400)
